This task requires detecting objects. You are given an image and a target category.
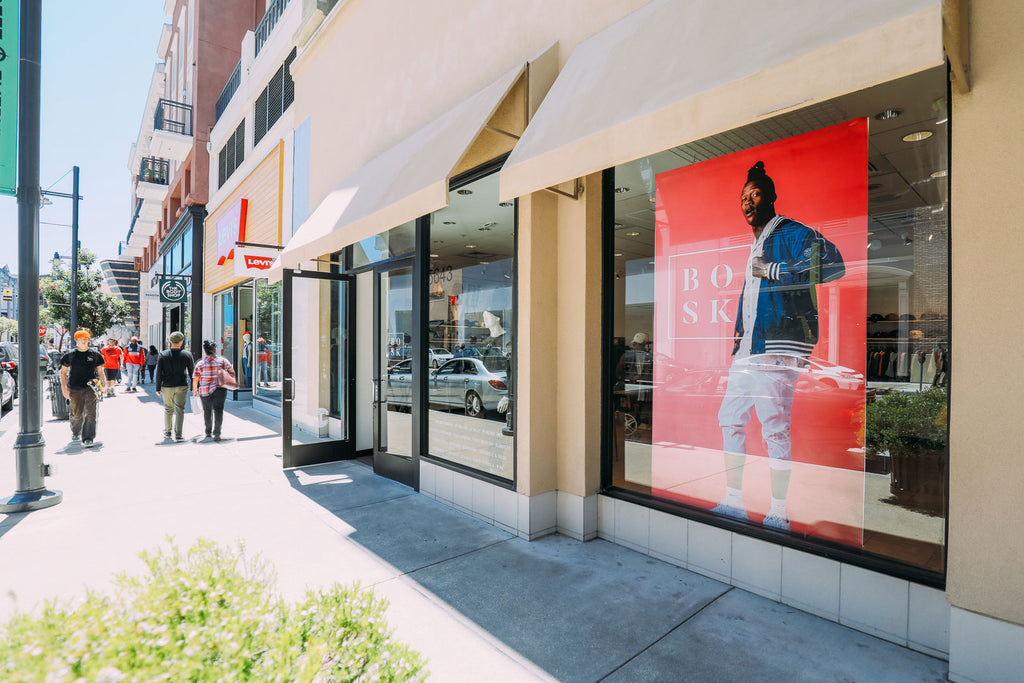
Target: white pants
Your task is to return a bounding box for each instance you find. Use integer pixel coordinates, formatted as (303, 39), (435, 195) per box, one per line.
(717, 356), (799, 461)
(125, 363), (141, 389)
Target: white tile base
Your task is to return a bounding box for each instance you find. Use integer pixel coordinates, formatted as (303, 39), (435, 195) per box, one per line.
(949, 607), (1024, 683)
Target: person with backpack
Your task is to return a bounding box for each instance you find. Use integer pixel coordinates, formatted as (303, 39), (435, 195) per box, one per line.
(155, 331), (195, 441)
(192, 339), (236, 441)
(123, 336), (146, 393)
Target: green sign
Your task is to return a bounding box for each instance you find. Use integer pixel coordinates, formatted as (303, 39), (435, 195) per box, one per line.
(159, 277), (188, 304)
(0, 0), (18, 196)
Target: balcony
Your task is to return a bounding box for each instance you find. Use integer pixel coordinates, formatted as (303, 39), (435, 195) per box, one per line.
(215, 61), (241, 123)
(136, 157), (170, 202)
(150, 98), (193, 161)
(255, 0), (293, 56)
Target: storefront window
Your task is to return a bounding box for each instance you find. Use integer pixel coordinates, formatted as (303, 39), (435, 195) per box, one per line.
(606, 67), (948, 574)
(427, 172), (515, 480)
(255, 280), (282, 402)
(216, 290), (235, 369)
(237, 284), (254, 389)
(351, 221), (415, 268)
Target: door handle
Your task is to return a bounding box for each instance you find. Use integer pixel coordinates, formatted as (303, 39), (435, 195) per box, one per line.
(283, 377), (295, 401)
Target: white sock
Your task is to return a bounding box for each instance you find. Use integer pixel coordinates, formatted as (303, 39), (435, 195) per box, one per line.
(723, 487), (744, 508)
(769, 497), (787, 518)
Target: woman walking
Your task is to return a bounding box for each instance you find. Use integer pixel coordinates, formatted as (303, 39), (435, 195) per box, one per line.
(146, 345), (159, 383)
(192, 340), (236, 441)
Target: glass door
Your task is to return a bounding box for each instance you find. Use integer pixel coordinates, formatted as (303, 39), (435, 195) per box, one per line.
(282, 269), (355, 468)
(373, 262), (417, 487)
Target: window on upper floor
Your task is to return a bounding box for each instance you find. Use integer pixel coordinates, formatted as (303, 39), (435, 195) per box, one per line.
(253, 48), (297, 146)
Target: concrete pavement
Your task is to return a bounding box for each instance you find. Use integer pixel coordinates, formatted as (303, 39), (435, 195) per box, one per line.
(0, 381), (948, 681)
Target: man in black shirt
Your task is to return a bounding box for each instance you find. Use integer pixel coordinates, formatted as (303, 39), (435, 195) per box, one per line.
(156, 331), (194, 441)
(60, 329), (106, 447)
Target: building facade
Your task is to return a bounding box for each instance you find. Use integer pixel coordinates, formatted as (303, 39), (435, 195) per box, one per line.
(123, 0), (268, 356)
(178, 0), (1021, 679)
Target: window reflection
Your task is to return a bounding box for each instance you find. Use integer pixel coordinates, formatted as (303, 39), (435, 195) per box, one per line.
(254, 280), (283, 402)
(608, 68), (948, 573)
(427, 172), (515, 480)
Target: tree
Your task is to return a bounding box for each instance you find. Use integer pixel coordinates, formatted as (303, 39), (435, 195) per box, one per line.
(41, 250), (131, 347)
(0, 316), (16, 342)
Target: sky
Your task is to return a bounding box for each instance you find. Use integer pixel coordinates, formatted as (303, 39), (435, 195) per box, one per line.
(3, 1), (168, 275)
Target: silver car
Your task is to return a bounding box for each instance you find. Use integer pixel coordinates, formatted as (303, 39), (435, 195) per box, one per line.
(386, 357), (508, 417)
(1, 368), (14, 412)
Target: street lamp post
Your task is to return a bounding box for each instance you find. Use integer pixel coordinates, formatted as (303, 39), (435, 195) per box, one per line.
(0, 0), (61, 512)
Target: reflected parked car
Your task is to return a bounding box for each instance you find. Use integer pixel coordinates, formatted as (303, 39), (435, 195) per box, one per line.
(0, 342), (19, 398)
(386, 357), (509, 417)
(1, 368), (14, 412)
(427, 347), (453, 368)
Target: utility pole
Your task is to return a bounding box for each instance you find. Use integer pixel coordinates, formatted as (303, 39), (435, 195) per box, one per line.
(70, 164), (79, 333)
(0, 0), (62, 512)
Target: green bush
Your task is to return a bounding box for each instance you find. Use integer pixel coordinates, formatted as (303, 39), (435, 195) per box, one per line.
(865, 386), (948, 455)
(0, 539), (426, 682)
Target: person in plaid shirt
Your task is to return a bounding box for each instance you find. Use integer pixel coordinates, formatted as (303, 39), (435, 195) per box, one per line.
(191, 340), (236, 441)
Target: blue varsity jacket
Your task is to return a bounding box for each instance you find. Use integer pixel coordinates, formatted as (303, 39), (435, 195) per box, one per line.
(732, 216), (845, 357)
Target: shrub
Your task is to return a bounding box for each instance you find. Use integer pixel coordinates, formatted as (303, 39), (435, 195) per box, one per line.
(865, 386), (948, 456)
(0, 538), (426, 682)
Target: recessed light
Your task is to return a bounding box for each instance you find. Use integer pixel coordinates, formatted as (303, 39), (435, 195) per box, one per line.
(935, 117), (948, 125)
(464, 244), (477, 249)
(498, 201), (513, 208)
(614, 251), (623, 257)
(429, 253), (439, 258)
(614, 187), (630, 194)
(873, 108), (902, 121)
(479, 260), (489, 264)
(456, 189), (473, 195)
(442, 221), (456, 225)
(625, 231), (640, 237)
(930, 169), (948, 179)
(902, 130), (933, 142)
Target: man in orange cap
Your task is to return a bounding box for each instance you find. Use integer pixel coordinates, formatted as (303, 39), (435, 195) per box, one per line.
(59, 329), (106, 447)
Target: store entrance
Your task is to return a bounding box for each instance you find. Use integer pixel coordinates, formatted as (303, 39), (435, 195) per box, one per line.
(281, 269), (355, 468)
(372, 259), (417, 488)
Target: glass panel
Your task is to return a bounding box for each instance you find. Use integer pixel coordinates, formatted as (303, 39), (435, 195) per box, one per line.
(291, 276), (347, 445)
(427, 172), (514, 480)
(379, 267), (413, 457)
(607, 67), (948, 573)
(218, 290), (235, 371)
(182, 227), (192, 268)
(351, 221), (415, 268)
(254, 279), (282, 402)
(237, 284), (254, 389)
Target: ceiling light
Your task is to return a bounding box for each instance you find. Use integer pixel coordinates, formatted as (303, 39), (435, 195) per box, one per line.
(442, 221), (456, 225)
(902, 130), (933, 143)
(930, 169), (948, 179)
(498, 201), (513, 208)
(479, 260), (489, 264)
(873, 108), (902, 121)
(935, 117), (948, 125)
(429, 253), (439, 258)
(614, 251), (623, 257)
(614, 187), (630, 194)
(625, 231), (640, 237)
(464, 244), (477, 249)
(456, 189), (473, 195)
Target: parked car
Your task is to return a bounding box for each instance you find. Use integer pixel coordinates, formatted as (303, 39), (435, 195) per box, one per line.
(1, 368), (14, 412)
(0, 342), (20, 398)
(427, 347), (453, 368)
(386, 356), (509, 417)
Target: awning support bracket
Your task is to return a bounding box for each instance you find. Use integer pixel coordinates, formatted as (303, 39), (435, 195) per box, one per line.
(543, 178), (583, 201)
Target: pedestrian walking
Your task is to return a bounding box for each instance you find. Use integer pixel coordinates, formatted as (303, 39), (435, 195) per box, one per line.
(146, 345), (158, 383)
(59, 329), (105, 448)
(192, 340), (236, 441)
(123, 336), (146, 393)
(100, 338), (124, 397)
(155, 331), (194, 442)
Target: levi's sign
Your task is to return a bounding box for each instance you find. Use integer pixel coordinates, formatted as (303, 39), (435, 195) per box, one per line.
(234, 246), (280, 278)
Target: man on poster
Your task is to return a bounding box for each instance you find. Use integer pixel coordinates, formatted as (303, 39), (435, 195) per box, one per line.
(711, 161), (846, 530)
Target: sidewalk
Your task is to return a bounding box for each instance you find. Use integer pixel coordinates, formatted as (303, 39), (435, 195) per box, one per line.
(0, 381), (948, 681)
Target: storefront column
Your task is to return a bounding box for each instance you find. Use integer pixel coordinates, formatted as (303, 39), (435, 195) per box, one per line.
(948, 0), (1024, 678)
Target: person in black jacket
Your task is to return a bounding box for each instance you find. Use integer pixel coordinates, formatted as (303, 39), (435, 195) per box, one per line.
(155, 331), (194, 441)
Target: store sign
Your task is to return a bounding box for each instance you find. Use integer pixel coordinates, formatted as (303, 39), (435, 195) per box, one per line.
(216, 198), (248, 265)
(233, 246), (279, 278)
(159, 277), (189, 304)
(142, 289), (161, 301)
(650, 120), (868, 549)
(0, 0), (19, 196)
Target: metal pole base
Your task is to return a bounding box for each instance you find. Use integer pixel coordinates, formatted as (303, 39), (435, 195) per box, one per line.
(0, 488), (62, 512)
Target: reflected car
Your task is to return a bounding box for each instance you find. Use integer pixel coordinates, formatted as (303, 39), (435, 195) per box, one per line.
(0, 342), (19, 398)
(1, 368), (14, 412)
(427, 347), (453, 368)
(386, 357), (509, 417)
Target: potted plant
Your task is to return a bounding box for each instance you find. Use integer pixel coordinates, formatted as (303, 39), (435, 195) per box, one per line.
(865, 387), (948, 514)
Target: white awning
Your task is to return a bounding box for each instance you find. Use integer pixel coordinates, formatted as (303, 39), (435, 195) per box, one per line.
(499, 0), (943, 201)
(275, 64), (525, 274)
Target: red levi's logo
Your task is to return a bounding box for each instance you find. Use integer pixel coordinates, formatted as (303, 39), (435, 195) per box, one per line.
(244, 255), (275, 269)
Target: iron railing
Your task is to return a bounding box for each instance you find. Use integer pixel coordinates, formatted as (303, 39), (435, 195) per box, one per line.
(154, 98), (193, 137)
(139, 157), (169, 185)
(124, 198), (143, 247)
(215, 60), (241, 122)
(254, 0), (292, 56)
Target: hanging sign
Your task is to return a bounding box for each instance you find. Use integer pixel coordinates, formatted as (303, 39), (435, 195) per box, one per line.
(0, 0), (18, 196)
(233, 246), (279, 278)
(159, 277), (189, 304)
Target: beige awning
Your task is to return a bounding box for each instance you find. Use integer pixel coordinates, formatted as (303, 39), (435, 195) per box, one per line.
(275, 63), (525, 274)
(499, 0), (943, 201)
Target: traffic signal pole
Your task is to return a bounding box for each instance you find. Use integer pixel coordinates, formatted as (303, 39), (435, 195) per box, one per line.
(0, 0), (62, 512)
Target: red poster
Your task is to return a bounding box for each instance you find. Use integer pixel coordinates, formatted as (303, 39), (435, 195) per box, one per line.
(651, 120), (867, 547)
